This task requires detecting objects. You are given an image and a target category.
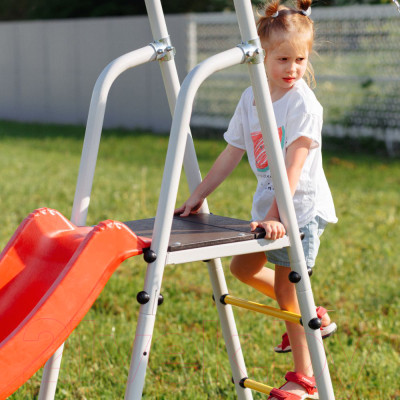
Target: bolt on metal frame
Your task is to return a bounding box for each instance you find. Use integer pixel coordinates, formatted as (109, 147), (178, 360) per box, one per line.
(37, 0), (336, 399)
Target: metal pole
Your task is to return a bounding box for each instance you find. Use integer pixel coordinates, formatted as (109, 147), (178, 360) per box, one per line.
(392, 0), (400, 14)
(233, 1), (335, 398)
(247, 58), (335, 400)
(144, 0), (206, 195)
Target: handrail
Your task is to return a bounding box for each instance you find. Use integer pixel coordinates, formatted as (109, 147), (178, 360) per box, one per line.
(71, 46), (157, 226)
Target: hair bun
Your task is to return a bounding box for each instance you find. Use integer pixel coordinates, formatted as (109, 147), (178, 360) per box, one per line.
(297, 0), (312, 13)
(264, 0), (281, 18)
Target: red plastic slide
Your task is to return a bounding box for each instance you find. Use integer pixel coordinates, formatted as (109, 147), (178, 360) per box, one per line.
(0, 208), (151, 399)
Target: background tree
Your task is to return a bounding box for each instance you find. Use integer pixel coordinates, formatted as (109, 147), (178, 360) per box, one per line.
(0, 0), (393, 21)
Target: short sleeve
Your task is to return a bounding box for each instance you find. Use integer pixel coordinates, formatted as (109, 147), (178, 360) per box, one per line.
(285, 112), (322, 149)
(223, 91), (248, 150)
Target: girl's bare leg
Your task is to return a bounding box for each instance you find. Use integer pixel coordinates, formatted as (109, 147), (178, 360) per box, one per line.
(229, 254), (331, 398)
(269, 265), (313, 399)
(230, 253), (276, 300)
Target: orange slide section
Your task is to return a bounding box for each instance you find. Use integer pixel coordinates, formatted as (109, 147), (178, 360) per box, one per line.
(0, 208), (151, 399)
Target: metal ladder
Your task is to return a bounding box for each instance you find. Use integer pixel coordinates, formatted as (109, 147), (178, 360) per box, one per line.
(38, 1), (336, 399)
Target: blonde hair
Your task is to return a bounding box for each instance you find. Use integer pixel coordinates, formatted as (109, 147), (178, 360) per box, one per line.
(257, 0), (316, 87)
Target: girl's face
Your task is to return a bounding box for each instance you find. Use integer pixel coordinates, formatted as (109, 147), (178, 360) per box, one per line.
(262, 35), (309, 101)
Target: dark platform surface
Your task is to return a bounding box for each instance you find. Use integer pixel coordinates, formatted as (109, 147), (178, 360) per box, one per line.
(124, 213), (265, 252)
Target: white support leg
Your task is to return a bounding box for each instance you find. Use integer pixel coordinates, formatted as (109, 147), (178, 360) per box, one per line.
(38, 344), (64, 400)
(124, 313), (157, 400)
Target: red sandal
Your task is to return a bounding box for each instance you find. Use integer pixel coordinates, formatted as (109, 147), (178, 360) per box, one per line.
(274, 306), (337, 353)
(267, 371), (319, 400)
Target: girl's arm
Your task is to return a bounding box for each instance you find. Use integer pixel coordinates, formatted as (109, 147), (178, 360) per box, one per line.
(175, 144), (245, 217)
(250, 136), (312, 239)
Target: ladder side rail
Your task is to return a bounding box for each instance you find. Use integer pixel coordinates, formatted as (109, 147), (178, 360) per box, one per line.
(249, 62), (335, 400)
(234, 1), (335, 398)
(38, 45), (157, 400)
(125, 47), (248, 400)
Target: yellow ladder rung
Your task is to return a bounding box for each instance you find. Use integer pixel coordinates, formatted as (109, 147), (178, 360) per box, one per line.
(222, 295), (302, 325)
(241, 377), (315, 398)
(240, 378), (273, 395)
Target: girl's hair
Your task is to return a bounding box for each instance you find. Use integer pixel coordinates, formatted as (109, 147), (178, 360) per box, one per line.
(257, 0), (316, 87)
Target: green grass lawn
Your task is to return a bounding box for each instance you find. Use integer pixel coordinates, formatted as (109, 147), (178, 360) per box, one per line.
(1, 121), (399, 399)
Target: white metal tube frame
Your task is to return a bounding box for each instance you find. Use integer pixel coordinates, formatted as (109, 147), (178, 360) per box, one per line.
(127, 0), (335, 398)
(38, 1), (335, 399)
(237, 0), (335, 398)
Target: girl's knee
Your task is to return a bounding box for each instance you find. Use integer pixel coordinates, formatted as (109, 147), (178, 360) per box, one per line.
(229, 253), (266, 283)
(274, 281), (292, 303)
(229, 261), (247, 281)
(229, 256), (252, 282)
(275, 285), (299, 312)
(274, 267), (298, 309)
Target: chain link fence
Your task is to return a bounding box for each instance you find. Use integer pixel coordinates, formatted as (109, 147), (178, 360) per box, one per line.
(188, 5), (400, 155)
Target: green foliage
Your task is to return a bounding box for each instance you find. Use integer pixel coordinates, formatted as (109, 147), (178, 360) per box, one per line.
(1, 121), (399, 399)
(0, 0), (394, 21)
(0, 0), (242, 21)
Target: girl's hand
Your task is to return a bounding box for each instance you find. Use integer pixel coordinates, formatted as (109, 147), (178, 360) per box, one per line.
(175, 144), (245, 218)
(250, 219), (286, 240)
(174, 196), (204, 217)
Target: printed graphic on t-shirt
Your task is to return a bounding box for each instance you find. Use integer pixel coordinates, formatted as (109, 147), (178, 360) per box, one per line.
(250, 127), (285, 172)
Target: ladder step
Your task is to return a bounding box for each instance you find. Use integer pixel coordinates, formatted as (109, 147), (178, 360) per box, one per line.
(240, 378), (273, 395)
(222, 295), (302, 325)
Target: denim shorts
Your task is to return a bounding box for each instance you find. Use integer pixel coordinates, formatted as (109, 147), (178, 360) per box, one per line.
(265, 215), (328, 268)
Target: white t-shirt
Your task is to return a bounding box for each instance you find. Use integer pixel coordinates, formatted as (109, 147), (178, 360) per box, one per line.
(224, 79), (338, 227)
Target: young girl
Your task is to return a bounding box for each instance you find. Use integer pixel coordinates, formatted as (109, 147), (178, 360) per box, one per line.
(176, 0), (337, 398)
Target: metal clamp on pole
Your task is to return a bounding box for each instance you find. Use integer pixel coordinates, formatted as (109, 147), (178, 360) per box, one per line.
(237, 38), (265, 64)
(150, 36), (176, 61)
